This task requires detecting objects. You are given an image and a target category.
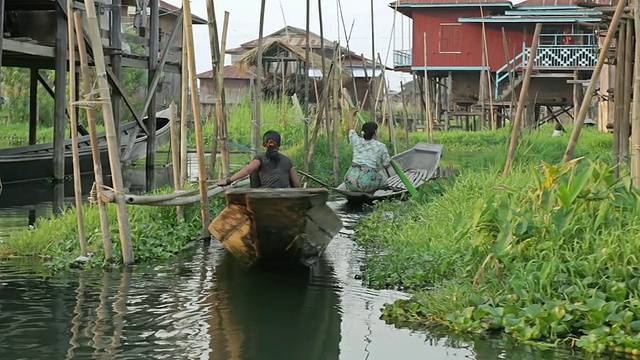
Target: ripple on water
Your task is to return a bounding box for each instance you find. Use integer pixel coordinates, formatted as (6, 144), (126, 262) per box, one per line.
(0, 202), (598, 360)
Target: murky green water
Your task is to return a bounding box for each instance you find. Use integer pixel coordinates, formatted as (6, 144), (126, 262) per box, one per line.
(0, 171), (606, 359)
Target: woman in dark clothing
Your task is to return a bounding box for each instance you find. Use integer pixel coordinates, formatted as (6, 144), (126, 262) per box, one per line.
(216, 130), (301, 188)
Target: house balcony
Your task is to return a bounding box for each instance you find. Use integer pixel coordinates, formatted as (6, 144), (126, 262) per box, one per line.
(393, 49), (412, 68)
(525, 45), (597, 70)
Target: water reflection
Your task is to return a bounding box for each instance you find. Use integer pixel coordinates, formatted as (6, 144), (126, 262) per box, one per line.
(0, 166), (172, 234)
(208, 252), (342, 360)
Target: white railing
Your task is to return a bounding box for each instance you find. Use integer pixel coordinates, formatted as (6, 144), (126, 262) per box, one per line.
(393, 49), (412, 68)
(524, 45), (597, 68)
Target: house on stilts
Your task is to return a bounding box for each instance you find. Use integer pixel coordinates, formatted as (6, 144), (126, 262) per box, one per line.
(391, 0), (612, 131)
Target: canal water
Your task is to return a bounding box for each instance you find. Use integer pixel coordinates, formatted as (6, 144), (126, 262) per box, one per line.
(0, 168), (600, 359)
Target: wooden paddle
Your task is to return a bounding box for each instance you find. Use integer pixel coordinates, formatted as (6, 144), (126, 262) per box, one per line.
(341, 88), (419, 197)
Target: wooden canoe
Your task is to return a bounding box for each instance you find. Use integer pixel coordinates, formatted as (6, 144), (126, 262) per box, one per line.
(0, 111), (171, 184)
(208, 188), (343, 268)
(334, 142), (444, 203)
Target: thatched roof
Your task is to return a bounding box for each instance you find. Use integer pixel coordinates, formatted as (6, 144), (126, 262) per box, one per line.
(234, 39), (351, 79)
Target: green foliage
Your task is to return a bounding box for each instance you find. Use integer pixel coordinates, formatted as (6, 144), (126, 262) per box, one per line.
(353, 128), (640, 353)
(1, 186), (225, 271)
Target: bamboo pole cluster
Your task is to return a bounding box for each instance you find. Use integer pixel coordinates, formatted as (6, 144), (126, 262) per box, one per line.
(65, 1), (222, 264)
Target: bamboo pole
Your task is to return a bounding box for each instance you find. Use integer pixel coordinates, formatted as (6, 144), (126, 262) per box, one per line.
(621, 19), (633, 167)
(254, 0), (266, 151)
(206, 0), (220, 179)
(479, 4), (495, 130)
(304, 0), (311, 172)
(563, 0), (627, 163)
(218, 12), (230, 178)
(332, 43), (340, 186)
(384, 78), (398, 154)
(632, 0), (640, 186)
(169, 101), (183, 220)
(423, 33), (434, 142)
(318, 0), (332, 149)
(180, 31), (188, 187)
(67, 3), (87, 258)
(84, 0), (133, 264)
(614, 22), (626, 176)
(400, 81), (410, 148)
(74, 11), (112, 262)
(503, 23), (542, 177)
(183, 0), (210, 237)
(369, 0), (376, 114)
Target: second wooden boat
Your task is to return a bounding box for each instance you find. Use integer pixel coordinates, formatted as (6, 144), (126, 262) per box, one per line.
(333, 142), (444, 203)
(208, 188), (343, 268)
(0, 111), (172, 184)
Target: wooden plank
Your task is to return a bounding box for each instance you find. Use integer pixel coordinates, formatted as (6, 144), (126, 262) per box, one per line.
(3, 38), (55, 57)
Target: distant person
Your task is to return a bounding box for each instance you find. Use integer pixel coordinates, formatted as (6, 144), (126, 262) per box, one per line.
(344, 109), (391, 193)
(216, 130), (301, 188)
(552, 122), (565, 137)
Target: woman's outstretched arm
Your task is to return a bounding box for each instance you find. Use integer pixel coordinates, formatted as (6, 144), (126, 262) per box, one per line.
(216, 159), (261, 186)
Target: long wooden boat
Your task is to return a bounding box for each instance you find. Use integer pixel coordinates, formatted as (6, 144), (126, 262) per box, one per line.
(0, 112), (171, 184)
(208, 188), (343, 268)
(334, 142), (444, 203)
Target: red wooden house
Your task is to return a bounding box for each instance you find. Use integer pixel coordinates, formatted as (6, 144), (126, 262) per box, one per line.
(391, 0), (611, 128)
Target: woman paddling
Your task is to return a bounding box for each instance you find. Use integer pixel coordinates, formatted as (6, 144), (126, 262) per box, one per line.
(216, 130), (301, 188)
(344, 109), (391, 193)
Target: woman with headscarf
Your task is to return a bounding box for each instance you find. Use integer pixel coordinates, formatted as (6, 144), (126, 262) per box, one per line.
(344, 109), (391, 193)
(216, 130), (301, 188)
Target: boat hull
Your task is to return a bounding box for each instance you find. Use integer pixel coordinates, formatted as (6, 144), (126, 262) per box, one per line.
(0, 117), (171, 185)
(334, 142), (444, 203)
(209, 188), (343, 268)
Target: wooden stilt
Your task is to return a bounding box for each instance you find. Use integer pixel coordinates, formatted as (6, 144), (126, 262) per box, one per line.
(85, 0), (133, 264)
(53, 4), (68, 216)
(632, 0), (640, 186)
(67, 3), (87, 257)
(318, 0), (332, 150)
(29, 68), (38, 145)
(183, 0), (211, 237)
(503, 23), (542, 176)
(146, 0), (159, 191)
(563, 0), (627, 163)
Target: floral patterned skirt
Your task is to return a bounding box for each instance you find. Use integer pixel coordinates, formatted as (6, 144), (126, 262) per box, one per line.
(344, 163), (385, 193)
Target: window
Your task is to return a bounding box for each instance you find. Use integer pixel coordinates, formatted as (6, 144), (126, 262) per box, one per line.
(439, 23), (462, 53)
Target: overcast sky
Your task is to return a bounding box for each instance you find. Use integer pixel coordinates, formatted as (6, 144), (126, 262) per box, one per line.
(165, 0), (526, 91)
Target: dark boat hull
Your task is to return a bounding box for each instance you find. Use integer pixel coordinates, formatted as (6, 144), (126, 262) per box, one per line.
(209, 188), (344, 268)
(0, 117), (171, 185)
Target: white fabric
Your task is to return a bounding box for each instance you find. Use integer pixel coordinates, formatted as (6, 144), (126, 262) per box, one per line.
(348, 129), (391, 169)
